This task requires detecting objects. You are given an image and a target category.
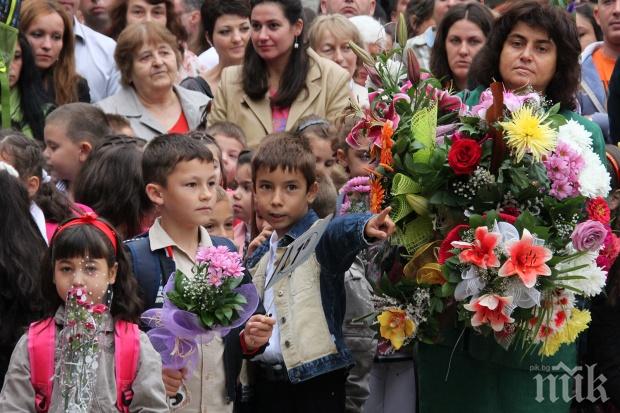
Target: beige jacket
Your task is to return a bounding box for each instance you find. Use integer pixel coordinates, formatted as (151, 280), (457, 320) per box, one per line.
(0, 308), (168, 412)
(251, 250), (339, 372)
(208, 48), (351, 148)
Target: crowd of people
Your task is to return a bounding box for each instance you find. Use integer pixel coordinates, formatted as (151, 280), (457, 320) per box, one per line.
(0, 0), (619, 412)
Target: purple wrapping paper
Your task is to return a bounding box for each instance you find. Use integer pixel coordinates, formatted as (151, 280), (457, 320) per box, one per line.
(141, 274), (260, 371)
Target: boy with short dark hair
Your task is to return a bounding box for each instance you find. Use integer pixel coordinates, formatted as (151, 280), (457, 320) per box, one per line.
(246, 133), (395, 413)
(43, 102), (111, 198)
(127, 133), (273, 412)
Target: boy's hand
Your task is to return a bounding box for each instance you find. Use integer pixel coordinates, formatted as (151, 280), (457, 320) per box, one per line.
(243, 314), (276, 351)
(364, 207), (396, 241)
(162, 367), (186, 396)
(247, 226), (273, 257)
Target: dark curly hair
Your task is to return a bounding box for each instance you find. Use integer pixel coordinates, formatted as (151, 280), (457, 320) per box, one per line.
(430, 3), (495, 90)
(468, 0), (581, 111)
(40, 217), (143, 323)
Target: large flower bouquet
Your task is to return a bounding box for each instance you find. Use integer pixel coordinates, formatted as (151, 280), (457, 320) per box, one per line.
(349, 20), (619, 356)
(58, 287), (109, 412)
(142, 246), (259, 371)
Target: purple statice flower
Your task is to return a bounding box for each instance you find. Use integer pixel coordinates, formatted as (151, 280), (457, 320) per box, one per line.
(544, 141), (584, 200)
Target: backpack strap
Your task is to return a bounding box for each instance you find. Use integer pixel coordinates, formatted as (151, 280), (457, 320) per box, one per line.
(211, 235), (238, 252)
(28, 318), (56, 413)
(114, 321), (140, 413)
(125, 235), (175, 310)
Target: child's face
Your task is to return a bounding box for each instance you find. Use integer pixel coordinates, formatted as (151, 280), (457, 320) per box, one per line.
(214, 133), (245, 185)
(233, 163), (253, 223)
(54, 256), (118, 305)
(254, 166), (318, 238)
(308, 135), (335, 178)
(148, 159), (218, 228)
(43, 122), (87, 183)
(204, 198), (235, 240)
(206, 143), (223, 185)
(338, 135), (372, 178)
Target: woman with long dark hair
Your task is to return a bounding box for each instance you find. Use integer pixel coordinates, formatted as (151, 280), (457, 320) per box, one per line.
(0, 170), (46, 384)
(9, 35), (48, 141)
(208, 0), (351, 148)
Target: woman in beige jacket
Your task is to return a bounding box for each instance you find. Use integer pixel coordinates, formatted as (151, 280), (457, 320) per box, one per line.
(208, 0), (351, 149)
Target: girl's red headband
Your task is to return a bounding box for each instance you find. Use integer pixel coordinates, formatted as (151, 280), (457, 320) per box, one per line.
(52, 213), (118, 254)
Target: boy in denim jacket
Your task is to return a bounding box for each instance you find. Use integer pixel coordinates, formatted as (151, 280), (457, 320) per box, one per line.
(245, 134), (395, 412)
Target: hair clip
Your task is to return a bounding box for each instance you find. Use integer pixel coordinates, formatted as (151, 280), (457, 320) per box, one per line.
(296, 119), (330, 132)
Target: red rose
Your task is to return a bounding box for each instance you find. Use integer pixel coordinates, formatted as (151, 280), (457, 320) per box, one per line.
(586, 197), (611, 225)
(448, 138), (482, 175)
(91, 304), (108, 315)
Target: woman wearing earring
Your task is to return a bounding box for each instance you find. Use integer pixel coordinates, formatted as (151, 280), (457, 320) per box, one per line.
(208, 0), (351, 149)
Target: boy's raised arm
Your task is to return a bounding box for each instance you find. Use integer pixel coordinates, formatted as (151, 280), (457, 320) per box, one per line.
(316, 208), (395, 274)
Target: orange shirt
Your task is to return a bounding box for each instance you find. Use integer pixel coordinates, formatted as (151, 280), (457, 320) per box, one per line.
(168, 111), (189, 133)
(592, 48), (617, 93)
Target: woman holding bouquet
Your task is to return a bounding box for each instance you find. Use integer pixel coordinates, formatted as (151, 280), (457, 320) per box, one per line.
(416, 2), (608, 413)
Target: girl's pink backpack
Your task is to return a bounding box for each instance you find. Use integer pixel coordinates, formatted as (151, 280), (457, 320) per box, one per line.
(27, 318), (140, 413)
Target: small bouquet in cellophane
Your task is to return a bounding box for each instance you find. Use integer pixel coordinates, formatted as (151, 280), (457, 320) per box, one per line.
(142, 246), (259, 371)
(58, 287), (109, 412)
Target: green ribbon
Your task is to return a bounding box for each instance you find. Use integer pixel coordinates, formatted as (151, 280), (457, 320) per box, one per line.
(411, 103), (438, 164)
(0, 23), (18, 129)
(392, 215), (434, 254)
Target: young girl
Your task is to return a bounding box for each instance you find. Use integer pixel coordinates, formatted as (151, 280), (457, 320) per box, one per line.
(335, 116), (373, 179)
(0, 214), (168, 411)
(294, 115), (338, 180)
(0, 170), (47, 384)
(204, 186), (235, 241)
(207, 122), (248, 186)
(232, 150), (253, 256)
(0, 132), (88, 242)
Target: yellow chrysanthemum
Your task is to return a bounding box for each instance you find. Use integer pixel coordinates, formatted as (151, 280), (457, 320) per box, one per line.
(378, 308), (416, 350)
(499, 106), (557, 162)
(539, 309), (591, 357)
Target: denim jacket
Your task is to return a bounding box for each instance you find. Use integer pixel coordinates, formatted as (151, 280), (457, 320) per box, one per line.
(578, 41), (611, 141)
(246, 210), (373, 383)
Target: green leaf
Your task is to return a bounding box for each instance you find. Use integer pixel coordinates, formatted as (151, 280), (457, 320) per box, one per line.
(229, 276), (243, 289)
(469, 214), (484, 228)
(200, 312), (215, 328)
(215, 308), (226, 323)
(233, 294), (248, 305)
(223, 307), (233, 320)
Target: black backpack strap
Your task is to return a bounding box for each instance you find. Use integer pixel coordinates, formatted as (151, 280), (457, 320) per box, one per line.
(124, 235), (175, 310)
(211, 236), (238, 252)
